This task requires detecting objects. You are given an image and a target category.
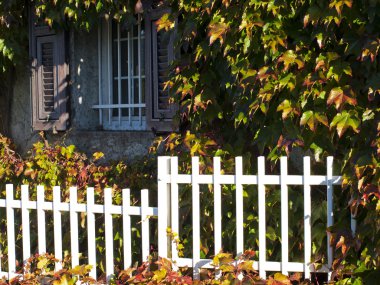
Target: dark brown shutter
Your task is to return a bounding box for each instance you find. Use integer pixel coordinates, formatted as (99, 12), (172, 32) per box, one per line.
(145, 8), (176, 132)
(30, 16), (69, 131)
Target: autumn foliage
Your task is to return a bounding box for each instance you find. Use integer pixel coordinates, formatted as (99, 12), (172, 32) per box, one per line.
(157, 0), (379, 283)
(0, 0), (379, 283)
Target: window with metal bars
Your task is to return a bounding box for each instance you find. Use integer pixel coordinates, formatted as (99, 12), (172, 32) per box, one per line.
(95, 8), (176, 132)
(95, 18), (146, 130)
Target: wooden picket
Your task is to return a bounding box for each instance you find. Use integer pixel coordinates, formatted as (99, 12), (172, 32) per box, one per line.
(0, 156), (350, 283)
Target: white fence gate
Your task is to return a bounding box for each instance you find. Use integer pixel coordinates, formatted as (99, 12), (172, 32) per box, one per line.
(0, 156), (352, 282)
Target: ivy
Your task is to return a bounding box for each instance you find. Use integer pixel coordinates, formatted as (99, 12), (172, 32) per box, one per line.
(0, 0), (379, 283)
(156, 0), (379, 282)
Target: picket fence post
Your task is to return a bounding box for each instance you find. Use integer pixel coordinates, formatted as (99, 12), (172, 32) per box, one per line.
(157, 156), (171, 259)
(6, 184), (15, 279)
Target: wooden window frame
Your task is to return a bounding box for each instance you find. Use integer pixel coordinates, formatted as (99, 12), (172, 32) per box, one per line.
(95, 5), (176, 132)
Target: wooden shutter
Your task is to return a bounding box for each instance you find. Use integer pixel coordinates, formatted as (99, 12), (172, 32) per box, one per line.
(30, 17), (69, 131)
(145, 8), (176, 132)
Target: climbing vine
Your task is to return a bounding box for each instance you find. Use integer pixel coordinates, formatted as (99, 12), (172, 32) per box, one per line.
(156, 0), (379, 283)
(0, 0), (379, 283)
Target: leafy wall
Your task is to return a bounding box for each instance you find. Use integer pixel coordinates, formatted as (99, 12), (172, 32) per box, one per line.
(0, 0), (379, 283)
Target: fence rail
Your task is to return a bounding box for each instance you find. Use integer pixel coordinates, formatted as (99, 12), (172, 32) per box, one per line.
(0, 156), (351, 283)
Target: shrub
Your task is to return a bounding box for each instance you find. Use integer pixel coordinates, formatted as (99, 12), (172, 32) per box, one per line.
(0, 252), (309, 285)
(0, 133), (157, 275)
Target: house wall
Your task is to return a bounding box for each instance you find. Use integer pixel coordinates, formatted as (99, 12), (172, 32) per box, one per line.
(8, 29), (155, 161)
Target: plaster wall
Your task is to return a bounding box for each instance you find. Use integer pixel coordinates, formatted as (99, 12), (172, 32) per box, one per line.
(9, 65), (39, 153)
(69, 29), (99, 130)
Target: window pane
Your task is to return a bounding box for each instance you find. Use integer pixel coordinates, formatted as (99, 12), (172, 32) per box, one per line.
(121, 40), (128, 76)
(133, 78), (145, 116)
(141, 37), (145, 75)
(112, 21), (118, 39)
(108, 19), (146, 121)
(121, 79), (129, 116)
(120, 24), (129, 38)
(142, 78), (146, 116)
(133, 23), (139, 36)
(112, 39), (118, 78)
(133, 39), (139, 76)
(112, 79), (119, 116)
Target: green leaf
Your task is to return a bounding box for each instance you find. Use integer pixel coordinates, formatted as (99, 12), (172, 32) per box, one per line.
(300, 111), (328, 131)
(96, 2), (103, 11)
(266, 226), (277, 241)
(300, 111), (315, 131)
(330, 111), (360, 137)
(241, 69), (257, 81)
(362, 109), (375, 121)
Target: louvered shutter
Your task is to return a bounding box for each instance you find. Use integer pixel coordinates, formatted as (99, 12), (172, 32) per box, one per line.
(30, 17), (69, 131)
(145, 8), (176, 132)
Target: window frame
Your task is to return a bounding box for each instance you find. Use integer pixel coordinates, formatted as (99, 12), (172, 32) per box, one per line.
(95, 18), (147, 131)
(94, 6), (176, 132)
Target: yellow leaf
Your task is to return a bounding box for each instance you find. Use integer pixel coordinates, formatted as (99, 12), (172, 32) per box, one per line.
(153, 268), (167, 282)
(278, 50), (304, 70)
(37, 257), (49, 270)
(92, 152), (104, 160)
(155, 13), (174, 32)
(277, 99), (299, 119)
(52, 274), (77, 285)
(273, 272), (292, 284)
(208, 22), (229, 45)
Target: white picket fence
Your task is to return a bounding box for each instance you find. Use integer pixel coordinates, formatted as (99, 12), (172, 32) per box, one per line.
(0, 156), (351, 282)
(0, 186), (156, 282)
(157, 156), (349, 281)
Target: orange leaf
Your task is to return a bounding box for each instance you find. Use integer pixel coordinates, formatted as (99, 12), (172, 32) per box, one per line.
(327, 87), (357, 110)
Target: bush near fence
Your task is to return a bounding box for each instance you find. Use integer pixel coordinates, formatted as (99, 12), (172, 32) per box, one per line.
(1, 251), (312, 285)
(0, 134), (158, 278)
(0, 134), (358, 284)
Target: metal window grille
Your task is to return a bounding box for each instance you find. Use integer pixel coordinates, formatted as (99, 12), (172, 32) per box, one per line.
(94, 18), (146, 130)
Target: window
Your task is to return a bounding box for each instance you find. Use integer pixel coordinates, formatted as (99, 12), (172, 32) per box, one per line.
(94, 8), (176, 132)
